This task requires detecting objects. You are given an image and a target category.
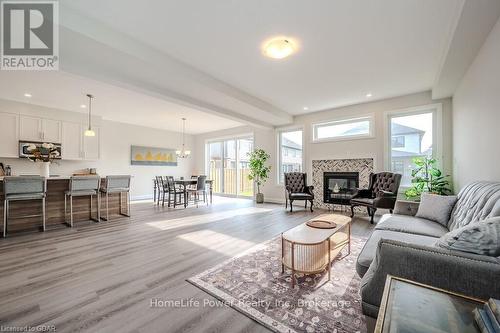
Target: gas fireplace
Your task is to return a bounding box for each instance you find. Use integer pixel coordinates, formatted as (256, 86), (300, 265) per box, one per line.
(323, 172), (359, 205)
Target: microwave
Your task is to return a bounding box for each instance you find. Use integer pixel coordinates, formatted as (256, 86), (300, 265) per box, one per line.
(19, 141), (62, 159)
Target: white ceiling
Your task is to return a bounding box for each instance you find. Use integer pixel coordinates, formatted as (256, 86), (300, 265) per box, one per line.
(0, 71), (243, 134)
(62, 0), (463, 114)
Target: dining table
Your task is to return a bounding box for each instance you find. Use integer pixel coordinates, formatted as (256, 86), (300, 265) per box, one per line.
(173, 179), (213, 208)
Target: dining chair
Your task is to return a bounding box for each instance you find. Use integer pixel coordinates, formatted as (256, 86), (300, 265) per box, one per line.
(155, 176), (165, 206)
(165, 177), (184, 208)
(187, 175), (208, 207)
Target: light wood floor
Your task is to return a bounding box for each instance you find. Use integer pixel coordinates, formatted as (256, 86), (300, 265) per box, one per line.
(0, 197), (376, 333)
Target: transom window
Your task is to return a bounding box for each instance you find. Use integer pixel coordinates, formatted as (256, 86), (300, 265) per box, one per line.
(312, 116), (373, 142)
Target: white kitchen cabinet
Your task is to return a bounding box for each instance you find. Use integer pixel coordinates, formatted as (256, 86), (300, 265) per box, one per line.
(61, 121), (82, 160)
(42, 119), (61, 143)
(82, 126), (100, 160)
(0, 112), (19, 157)
(19, 115), (42, 141)
(19, 116), (61, 143)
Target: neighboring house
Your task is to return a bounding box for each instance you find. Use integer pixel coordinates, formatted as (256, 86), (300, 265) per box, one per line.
(281, 137), (302, 174)
(390, 123), (431, 184)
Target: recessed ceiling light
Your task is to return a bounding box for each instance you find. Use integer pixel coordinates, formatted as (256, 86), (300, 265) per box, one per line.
(303, 106), (309, 111)
(366, 93), (373, 98)
(24, 93), (32, 98)
(80, 104), (86, 108)
(263, 37), (296, 59)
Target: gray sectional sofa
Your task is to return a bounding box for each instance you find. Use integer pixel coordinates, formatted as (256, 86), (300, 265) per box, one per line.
(357, 181), (500, 318)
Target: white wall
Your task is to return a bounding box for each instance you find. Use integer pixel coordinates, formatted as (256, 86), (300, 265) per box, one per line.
(194, 91), (453, 202)
(0, 99), (195, 199)
(453, 17), (500, 190)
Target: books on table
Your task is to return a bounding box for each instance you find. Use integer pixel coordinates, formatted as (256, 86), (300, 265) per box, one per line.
(474, 299), (500, 333)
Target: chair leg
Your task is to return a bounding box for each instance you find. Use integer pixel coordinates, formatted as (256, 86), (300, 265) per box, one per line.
(285, 196), (288, 209)
(350, 205), (355, 218)
(106, 193), (109, 221)
(97, 192), (101, 222)
(90, 194), (93, 220)
(390, 209), (393, 214)
(70, 196), (73, 227)
(42, 197), (46, 231)
(3, 199), (7, 238)
(305, 200), (307, 209)
(310, 200), (313, 212)
(370, 208), (376, 224)
(290, 200), (293, 212)
(64, 194), (67, 224)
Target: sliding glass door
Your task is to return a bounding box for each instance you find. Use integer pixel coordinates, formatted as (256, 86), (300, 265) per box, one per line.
(207, 137), (254, 197)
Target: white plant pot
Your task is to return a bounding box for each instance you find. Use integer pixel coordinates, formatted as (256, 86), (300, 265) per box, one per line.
(39, 162), (50, 178)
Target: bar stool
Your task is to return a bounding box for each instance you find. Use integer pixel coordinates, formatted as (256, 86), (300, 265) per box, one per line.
(100, 175), (131, 221)
(3, 176), (46, 237)
(65, 176), (100, 227)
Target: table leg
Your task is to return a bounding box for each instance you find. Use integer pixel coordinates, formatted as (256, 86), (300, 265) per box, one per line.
(184, 184), (188, 208)
(328, 239), (331, 282)
(209, 182), (213, 204)
(348, 223), (351, 255)
(291, 242), (295, 288)
(281, 235), (284, 274)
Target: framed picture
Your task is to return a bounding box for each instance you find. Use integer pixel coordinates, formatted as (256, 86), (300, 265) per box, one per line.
(130, 145), (178, 166)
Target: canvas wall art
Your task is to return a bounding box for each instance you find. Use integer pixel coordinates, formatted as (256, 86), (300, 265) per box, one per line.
(131, 145), (178, 166)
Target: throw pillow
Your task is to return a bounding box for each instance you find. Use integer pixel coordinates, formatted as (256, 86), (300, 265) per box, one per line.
(435, 216), (500, 256)
(415, 193), (457, 227)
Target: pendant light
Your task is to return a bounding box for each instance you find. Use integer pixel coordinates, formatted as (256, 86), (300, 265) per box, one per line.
(176, 118), (191, 158)
(84, 94), (95, 137)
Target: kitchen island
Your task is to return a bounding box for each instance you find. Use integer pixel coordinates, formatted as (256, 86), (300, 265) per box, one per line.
(0, 176), (124, 235)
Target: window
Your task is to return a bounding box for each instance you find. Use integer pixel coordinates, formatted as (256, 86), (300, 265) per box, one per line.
(391, 135), (405, 148)
(278, 129), (303, 183)
(312, 116), (373, 142)
(388, 107), (437, 186)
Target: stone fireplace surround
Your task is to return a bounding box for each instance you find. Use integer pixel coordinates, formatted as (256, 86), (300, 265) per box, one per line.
(312, 158), (374, 210)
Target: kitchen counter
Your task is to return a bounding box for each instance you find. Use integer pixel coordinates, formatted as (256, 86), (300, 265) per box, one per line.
(0, 176), (125, 235)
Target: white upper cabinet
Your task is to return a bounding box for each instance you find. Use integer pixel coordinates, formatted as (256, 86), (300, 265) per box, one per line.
(61, 121), (82, 160)
(19, 116), (61, 143)
(0, 112), (19, 157)
(42, 119), (62, 143)
(82, 126), (100, 160)
(19, 115), (42, 141)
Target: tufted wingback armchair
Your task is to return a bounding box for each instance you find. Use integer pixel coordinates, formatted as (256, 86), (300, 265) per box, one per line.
(284, 172), (314, 212)
(350, 172), (402, 223)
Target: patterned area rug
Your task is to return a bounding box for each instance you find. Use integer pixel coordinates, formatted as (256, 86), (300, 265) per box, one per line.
(188, 235), (368, 333)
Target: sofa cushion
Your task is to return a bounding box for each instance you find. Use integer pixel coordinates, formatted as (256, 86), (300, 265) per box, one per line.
(375, 214), (449, 238)
(436, 217), (500, 257)
(448, 182), (500, 231)
(356, 229), (439, 277)
(416, 193), (457, 227)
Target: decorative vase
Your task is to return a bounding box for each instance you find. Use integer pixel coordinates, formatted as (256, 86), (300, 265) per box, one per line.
(256, 193), (264, 204)
(39, 161), (50, 178)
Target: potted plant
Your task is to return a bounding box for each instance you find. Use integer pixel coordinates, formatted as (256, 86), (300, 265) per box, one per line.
(248, 148), (271, 203)
(26, 143), (60, 177)
(404, 157), (451, 199)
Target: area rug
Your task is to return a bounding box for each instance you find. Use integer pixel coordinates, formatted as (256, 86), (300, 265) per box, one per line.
(187, 234), (368, 333)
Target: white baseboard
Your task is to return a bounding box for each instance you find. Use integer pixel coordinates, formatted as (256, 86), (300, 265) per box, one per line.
(131, 194), (153, 201)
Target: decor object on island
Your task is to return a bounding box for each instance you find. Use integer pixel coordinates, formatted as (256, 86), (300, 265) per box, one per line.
(405, 157), (452, 199)
(84, 93), (96, 137)
(175, 118), (191, 158)
(247, 148), (271, 203)
(130, 145), (178, 166)
(284, 172), (314, 212)
(23, 142), (61, 177)
(350, 172), (402, 224)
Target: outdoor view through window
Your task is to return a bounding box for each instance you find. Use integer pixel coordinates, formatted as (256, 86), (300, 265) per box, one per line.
(390, 111), (434, 186)
(279, 130), (303, 183)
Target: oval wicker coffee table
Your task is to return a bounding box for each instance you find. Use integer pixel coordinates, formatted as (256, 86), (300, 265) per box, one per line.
(281, 214), (351, 288)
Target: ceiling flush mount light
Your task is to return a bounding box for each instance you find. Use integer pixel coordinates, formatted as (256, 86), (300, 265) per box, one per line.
(24, 93), (32, 98)
(263, 37), (296, 59)
(366, 93), (373, 98)
(176, 118), (191, 158)
(84, 94), (96, 137)
(303, 106), (309, 111)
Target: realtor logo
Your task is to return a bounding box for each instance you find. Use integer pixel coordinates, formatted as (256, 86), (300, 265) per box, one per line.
(1, 0), (59, 70)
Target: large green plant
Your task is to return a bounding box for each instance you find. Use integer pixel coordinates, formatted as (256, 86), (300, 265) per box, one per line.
(247, 149), (271, 194)
(405, 157), (451, 199)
